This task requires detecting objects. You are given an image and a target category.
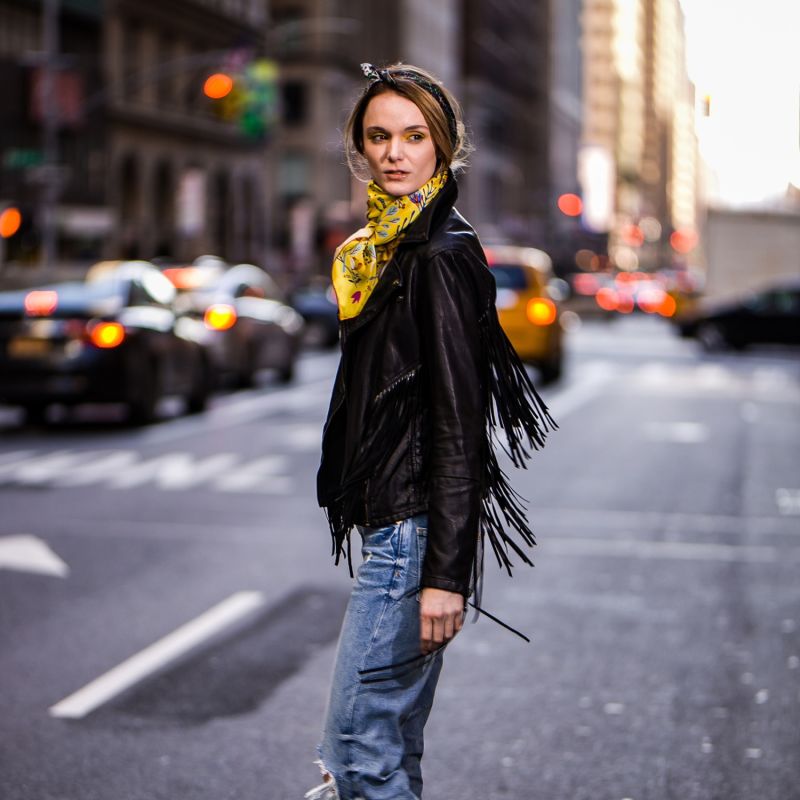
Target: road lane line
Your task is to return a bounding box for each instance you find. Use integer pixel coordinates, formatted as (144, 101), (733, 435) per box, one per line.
(542, 537), (781, 563)
(49, 591), (266, 720)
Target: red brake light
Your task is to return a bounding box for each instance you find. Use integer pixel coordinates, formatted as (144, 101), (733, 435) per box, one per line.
(24, 290), (58, 316)
(526, 297), (557, 326)
(89, 321), (125, 348)
(204, 303), (237, 331)
(595, 287), (618, 311)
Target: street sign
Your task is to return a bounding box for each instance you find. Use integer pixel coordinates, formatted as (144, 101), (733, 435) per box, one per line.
(2, 148), (44, 169)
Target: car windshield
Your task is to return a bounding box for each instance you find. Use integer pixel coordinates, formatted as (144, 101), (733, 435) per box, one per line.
(489, 265), (528, 290)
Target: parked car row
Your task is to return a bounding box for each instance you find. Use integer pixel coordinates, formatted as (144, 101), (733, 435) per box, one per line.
(0, 258), (304, 425)
(675, 278), (800, 350)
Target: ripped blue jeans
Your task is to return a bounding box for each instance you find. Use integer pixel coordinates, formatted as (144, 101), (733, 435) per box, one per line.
(317, 514), (445, 800)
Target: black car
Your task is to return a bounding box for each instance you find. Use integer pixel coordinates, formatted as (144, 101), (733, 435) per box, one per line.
(678, 279), (800, 350)
(0, 261), (211, 424)
(289, 279), (340, 348)
(163, 262), (304, 386)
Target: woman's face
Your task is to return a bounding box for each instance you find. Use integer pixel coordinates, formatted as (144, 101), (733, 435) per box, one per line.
(361, 91), (438, 196)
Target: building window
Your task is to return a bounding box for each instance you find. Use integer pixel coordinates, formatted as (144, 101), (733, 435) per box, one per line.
(282, 80), (307, 126)
(278, 152), (309, 198)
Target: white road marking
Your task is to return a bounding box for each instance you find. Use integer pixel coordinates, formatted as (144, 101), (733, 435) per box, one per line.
(49, 591), (266, 719)
(0, 534), (69, 577)
(543, 361), (617, 421)
(214, 456), (291, 493)
(105, 452), (240, 490)
(141, 376), (333, 445)
(0, 449), (295, 494)
(776, 488), (800, 516)
(642, 421), (709, 443)
(541, 537), (780, 563)
(631, 361), (800, 402)
(0, 450), (86, 485)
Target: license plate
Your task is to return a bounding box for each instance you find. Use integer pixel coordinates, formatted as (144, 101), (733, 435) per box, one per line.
(7, 337), (53, 358)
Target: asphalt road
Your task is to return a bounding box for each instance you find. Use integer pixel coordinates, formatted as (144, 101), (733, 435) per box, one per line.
(1, 315), (799, 800)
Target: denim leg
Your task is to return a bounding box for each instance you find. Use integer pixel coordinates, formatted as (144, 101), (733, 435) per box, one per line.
(317, 515), (438, 800)
(401, 647), (444, 798)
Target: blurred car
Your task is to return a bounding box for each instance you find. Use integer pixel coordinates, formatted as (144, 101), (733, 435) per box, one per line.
(162, 261), (304, 386)
(0, 261), (211, 424)
(676, 279), (800, 350)
(484, 245), (564, 383)
(289, 279), (340, 348)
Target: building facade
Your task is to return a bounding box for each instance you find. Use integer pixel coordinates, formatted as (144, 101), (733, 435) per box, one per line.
(0, 0), (271, 274)
(0, 0), (106, 267)
(580, 0), (698, 271)
(459, 0), (551, 248)
(103, 0), (270, 264)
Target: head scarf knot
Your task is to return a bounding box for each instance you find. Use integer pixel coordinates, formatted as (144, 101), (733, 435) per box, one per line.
(332, 170), (448, 320)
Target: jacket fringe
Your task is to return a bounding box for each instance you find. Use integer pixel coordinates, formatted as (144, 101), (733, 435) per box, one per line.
(326, 307), (556, 597)
(474, 305), (557, 596)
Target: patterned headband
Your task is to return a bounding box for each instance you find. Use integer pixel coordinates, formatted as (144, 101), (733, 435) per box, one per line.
(360, 62), (458, 147)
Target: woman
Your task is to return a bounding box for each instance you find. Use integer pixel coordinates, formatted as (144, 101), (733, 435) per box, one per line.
(308, 62), (555, 800)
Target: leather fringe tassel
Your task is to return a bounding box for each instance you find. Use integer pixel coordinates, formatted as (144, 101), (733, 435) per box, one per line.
(473, 305), (557, 598)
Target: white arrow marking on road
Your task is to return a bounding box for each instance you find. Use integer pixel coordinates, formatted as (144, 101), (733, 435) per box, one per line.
(642, 421), (709, 443)
(0, 535), (69, 577)
(49, 590), (266, 719)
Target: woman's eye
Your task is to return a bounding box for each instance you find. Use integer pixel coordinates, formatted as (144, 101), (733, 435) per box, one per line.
(408, 133), (424, 142)
(369, 134), (387, 142)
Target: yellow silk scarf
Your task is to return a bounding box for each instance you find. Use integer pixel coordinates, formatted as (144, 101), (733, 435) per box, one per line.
(332, 170), (448, 320)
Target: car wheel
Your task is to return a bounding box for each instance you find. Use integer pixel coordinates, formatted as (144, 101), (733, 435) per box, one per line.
(538, 355), (563, 385)
(128, 362), (160, 425)
(696, 321), (728, 352)
(186, 358), (210, 414)
(23, 403), (48, 426)
(236, 344), (258, 388)
(277, 359), (295, 384)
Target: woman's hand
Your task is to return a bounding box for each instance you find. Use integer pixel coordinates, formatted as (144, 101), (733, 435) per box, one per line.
(419, 587), (465, 654)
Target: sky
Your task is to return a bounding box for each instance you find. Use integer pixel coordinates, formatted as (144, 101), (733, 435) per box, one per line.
(679, 0), (800, 206)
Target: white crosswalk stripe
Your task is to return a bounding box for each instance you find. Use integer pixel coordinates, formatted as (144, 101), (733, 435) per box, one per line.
(0, 449), (296, 494)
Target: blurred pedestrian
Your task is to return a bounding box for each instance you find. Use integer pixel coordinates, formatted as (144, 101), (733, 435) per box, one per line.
(308, 62), (555, 800)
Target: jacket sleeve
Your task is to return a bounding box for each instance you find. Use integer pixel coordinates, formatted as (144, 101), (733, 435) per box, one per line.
(418, 247), (487, 596)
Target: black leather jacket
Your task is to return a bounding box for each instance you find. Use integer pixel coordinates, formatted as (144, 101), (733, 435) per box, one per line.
(318, 176), (555, 598)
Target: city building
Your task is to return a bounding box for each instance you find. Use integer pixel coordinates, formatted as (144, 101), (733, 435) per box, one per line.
(458, 0), (551, 248)
(0, 0), (106, 267)
(0, 0), (271, 274)
(580, 0), (698, 272)
(103, 0), (270, 263)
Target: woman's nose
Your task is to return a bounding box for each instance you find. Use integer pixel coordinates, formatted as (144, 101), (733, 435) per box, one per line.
(387, 137), (403, 162)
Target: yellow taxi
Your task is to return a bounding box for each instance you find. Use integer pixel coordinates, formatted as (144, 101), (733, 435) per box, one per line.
(484, 245), (564, 383)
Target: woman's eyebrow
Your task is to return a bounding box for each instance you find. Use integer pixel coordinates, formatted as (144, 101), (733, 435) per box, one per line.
(365, 124), (430, 133)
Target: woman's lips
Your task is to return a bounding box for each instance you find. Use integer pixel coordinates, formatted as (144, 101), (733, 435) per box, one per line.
(384, 171), (408, 179)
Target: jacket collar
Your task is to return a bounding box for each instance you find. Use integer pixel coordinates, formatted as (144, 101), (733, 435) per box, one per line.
(399, 170), (458, 245)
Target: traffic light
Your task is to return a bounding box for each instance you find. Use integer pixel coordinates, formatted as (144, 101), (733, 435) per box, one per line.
(203, 73), (234, 100)
(0, 207), (22, 239)
(203, 60), (278, 140)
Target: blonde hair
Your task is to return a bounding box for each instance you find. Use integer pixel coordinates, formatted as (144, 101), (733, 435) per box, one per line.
(344, 63), (472, 181)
